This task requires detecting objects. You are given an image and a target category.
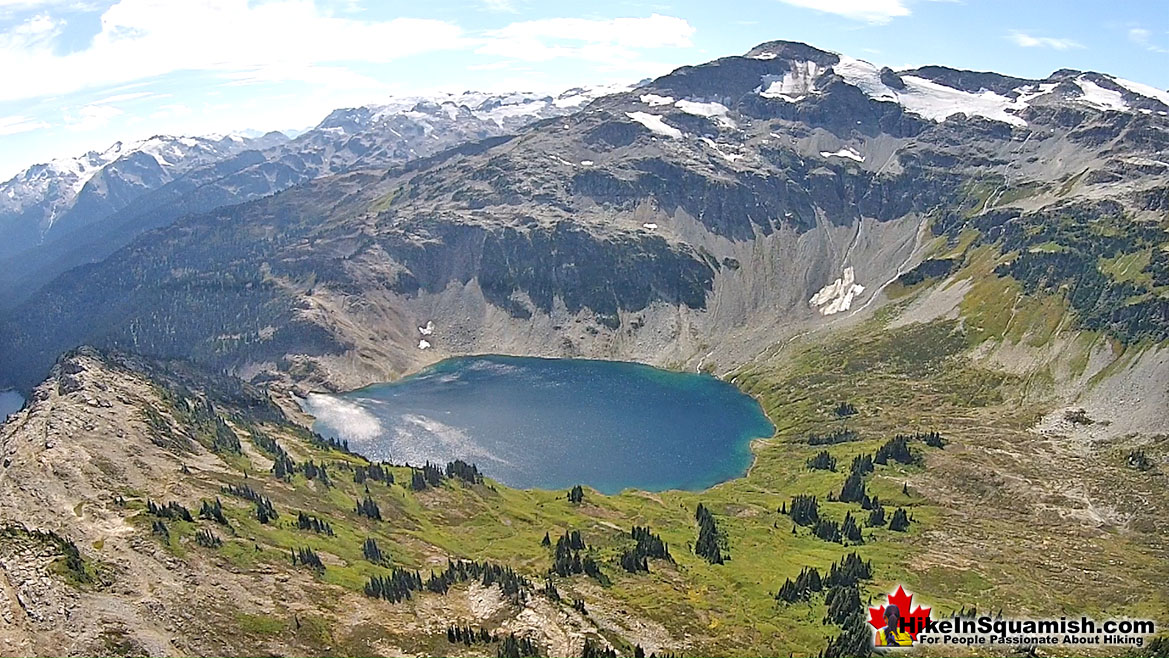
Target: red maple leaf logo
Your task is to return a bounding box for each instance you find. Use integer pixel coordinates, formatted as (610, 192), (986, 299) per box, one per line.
(867, 585), (932, 641)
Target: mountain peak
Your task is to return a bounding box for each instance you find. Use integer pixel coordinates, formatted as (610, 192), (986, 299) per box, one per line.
(743, 40), (839, 65)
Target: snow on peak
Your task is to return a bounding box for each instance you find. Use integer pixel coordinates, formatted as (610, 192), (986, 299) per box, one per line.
(1110, 76), (1169, 108)
(1074, 76), (1129, 112)
(758, 60), (829, 102)
(810, 266), (865, 315)
(821, 56), (1031, 127)
(625, 111), (683, 138)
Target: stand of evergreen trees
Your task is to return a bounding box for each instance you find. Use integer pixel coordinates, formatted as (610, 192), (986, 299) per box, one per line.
(496, 633), (540, 658)
(825, 552), (873, 588)
(210, 416), (242, 455)
(812, 518), (841, 543)
(291, 546), (324, 572)
(296, 511), (334, 536)
(821, 610), (872, 658)
(147, 499), (193, 522)
(833, 401), (857, 417)
(888, 508), (912, 532)
(301, 460), (332, 487)
(581, 638), (617, 658)
(445, 459), (484, 484)
(354, 462), (394, 485)
(251, 430), (295, 481)
(694, 503), (725, 564)
(874, 435), (917, 465)
(194, 528), (221, 548)
(446, 624), (496, 646)
(919, 431), (946, 448)
(806, 450), (837, 471)
(785, 494), (819, 526)
(849, 454), (873, 476)
(221, 483), (277, 523)
(541, 578), (560, 601)
(410, 462), (445, 490)
(551, 531), (607, 583)
(356, 494), (382, 521)
(621, 525), (673, 573)
(151, 520), (169, 539)
(306, 431), (353, 455)
(775, 565), (823, 602)
(568, 485), (585, 504)
(363, 537), (389, 565)
(199, 498), (229, 525)
(806, 429), (858, 446)
(364, 559), (532, 605)
(838, 470), (866, 503)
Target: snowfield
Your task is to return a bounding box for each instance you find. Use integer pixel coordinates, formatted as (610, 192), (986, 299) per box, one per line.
(625, 111), (683, 138)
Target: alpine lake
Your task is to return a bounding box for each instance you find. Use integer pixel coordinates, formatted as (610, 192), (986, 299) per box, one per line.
(301, 355), (775, 494)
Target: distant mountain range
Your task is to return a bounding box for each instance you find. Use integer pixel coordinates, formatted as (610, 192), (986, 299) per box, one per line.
(0, 84), (628, 308)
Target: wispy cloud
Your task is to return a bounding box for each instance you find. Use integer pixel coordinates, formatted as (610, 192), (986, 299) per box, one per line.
(775, 0), (911, 25)
(0, 114), (48, 135)
(64, 103), (122, 131)
(1128, 27), (1169, 54)
(479, 13), (694, 67)
(481, 0), (517, 12)
(0, 0), (467, 103)
(1007, 30), (1085, 51)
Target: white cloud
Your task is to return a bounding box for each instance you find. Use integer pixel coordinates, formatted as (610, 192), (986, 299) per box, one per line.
(64, 103), (123, 131)
(481, 0), (517, 12)
(479, 13), (694, 64)
(0, 114), (48, 135)
(0, 0), (466, 103)
(1007, 30), (1085, 51)
(775, 0), (911, 24)
(1128, 27), (1169, 54)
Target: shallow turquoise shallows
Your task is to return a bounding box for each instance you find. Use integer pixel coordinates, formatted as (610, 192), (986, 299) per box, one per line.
(301, 356), (774, 494)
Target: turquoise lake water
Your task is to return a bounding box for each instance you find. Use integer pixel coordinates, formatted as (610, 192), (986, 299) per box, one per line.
(301, 356), (774, 494)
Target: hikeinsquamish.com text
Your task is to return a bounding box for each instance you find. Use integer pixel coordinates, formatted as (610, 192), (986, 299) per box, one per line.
(912, 615), (1155, 648)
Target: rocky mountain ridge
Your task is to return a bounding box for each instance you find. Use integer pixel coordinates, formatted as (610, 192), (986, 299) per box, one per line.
(4, 41), (1167, 407)
(0, 85), (629, 309)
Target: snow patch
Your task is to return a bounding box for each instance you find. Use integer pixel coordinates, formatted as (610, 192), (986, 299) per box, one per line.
(639, 93), (675, 107)
(750, 51), (778, 60)
(418, 320), (434, 336)
(642, 223), (658, 230)
(418, 339), (431, 350)
(820, 147), (864, 162)
(674, 100), (736, 128)
(1110, 76), (1169, 107)
(580, 159), (594, 166)
(810, 267), (865, 315)
(625, 111), (683, 138)
(758, 60), (827, 102)
(832, 56), (1030, 127)
(1075, 76), (1129, 112)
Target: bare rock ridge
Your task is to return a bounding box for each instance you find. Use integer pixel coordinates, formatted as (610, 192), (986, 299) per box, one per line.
(0, 348), (652, 656)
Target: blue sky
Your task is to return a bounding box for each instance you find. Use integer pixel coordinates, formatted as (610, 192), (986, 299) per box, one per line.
(1, 0), (1167, 179)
